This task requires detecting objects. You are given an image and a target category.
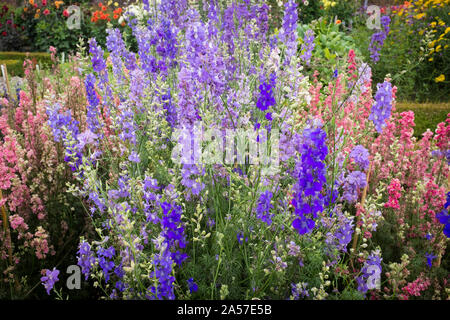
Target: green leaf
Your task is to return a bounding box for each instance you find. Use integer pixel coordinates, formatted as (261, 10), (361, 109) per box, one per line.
(324, 48), (335, 61)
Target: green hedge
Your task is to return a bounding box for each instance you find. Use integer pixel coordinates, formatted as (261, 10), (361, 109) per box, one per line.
(0, 59), (22, 77)
(0, 52), (52, 77)
(396, 103), (450, 138)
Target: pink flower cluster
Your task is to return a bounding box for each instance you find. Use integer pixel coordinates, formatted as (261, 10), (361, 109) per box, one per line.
(384, 178), (402, 209)
(400, 274), (431, 300)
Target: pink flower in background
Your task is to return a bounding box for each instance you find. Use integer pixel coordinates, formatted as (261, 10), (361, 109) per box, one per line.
(43, 9), (50, 15)
(9, 214), (26, 230)
(385, 178), (402, 209)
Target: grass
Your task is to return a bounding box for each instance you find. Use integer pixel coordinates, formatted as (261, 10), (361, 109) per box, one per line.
(396, 102), (450, 137)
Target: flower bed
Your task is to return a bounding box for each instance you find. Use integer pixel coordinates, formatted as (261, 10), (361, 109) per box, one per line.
(0, 0), (449, 301)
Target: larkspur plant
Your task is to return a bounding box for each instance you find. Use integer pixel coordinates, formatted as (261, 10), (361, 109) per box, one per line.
(0, 0), (448, 301)
(368, 15), (391, 63)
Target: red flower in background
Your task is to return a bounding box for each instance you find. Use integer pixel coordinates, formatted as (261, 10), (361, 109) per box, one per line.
(43, 8), (50, 15)
(63, 9), (69, 18)
(2, 31), (6, 36)
(42, 0), (47, 6)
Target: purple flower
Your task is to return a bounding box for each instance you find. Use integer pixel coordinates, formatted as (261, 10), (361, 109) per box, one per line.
(97, 246), (116, 282)
(436, 192), (450, 238)
(77, 129), (98, 149)
(425, 253), (437, 268)
(369, 81), (392, 133)
(89, 38), (107, 74)
(280, 0), (298, 64)
(292, 121), (328, 235)
(356, 251), (382, 294)
(84, 73), (102, 134)
(256, 73), (276, 112)
(159, 202), (188, 265)
(291, 283), (309, 299)
(106, 28), (127, 82)
(46, 103), (82, 171)
(77, 241), (96, 280)
(128, 151), (141, 163)
(325, 211), (355, 253)
(256, 190), (274, 225)
(161, 89), (177, 128)
(333, 69), (338, 78)
(187, 278), (198, 293)
(300, 29), (315, 66)
(237, 231), (248, 245)
(117, 103), (137, 145)
(40, 268), (60, 295)
(341, 171), (367, 203)
(150, 244), (176, 300)
(368, 15), (390, 63)
(350, 145), (370, 170)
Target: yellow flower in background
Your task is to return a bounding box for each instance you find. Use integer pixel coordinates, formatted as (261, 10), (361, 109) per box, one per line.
(435, 74), (445, 82)
(34, 13), (39, 18)
(429, 57), (433, 61)
(29, 0), (34, 5)
(445, 27), (450, 34)
(415, 13), (426, 19)
(114, 2), (119, 6)
(436, 45), (442, 52)
(322, 0), (336, 10)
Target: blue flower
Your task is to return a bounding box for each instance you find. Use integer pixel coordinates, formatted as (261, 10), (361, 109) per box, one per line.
(300, 29), (315, 66)
(350, 145), (370, 170)
(356, 251), (382, 294)
(425, 253), (437, 268)
(187, 278), (198, 293)
(237, 231), (248, 245)
(436, 192), (450, 238)
(369, 81), (392, 133)
(333, 69), (338, 78)
(368, 15), (390, 63)
(77, 241), (96, 280)
(292, 122), (328, 235)
(256, 73), (276, 112)
(128, 151), (141, 163)
(256, 191), (274, 225)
